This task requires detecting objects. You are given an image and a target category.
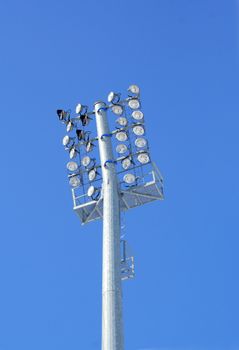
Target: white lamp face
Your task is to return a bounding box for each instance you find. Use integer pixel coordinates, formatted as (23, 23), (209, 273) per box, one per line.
(116, 131), (128, 142)
(69, 176), (81, 187)
(86, 142), (93, 153)
(75, 103), (82, 114)
(69, 148), (77, 159)
(67, 161), (78, 172)
(116, 117), (128, 126)
(116, 144), (128, 154)
(112, 105), (123, 115)
(81, 156), (91, 167)
(62, 135), (70, 146)
(88, 169), (96, 181)
(123, 173), (136, 184)
(128, 98), (140, 109)
(132, 110), (144, 120)
(137, 152), (150, 164)
(122, 158), (131, 170)
(128, 84), (140, 94)
(135, 137), (147, 148)
(87, 185), (95, 197)
(108, 92), (115, 103)
(66, 121), (74, 132)
(133, 125), (145, 136)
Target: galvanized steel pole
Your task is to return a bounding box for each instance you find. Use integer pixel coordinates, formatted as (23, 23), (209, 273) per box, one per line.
(94, 101), (124, 350)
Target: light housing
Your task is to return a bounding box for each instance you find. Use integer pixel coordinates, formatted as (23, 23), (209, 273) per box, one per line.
(108, 91), (121, 104)
(81, 156), (91, 167)
(116, 131), (128, 142)
(69, 175), (81, 188)
(128, 98), (140, 110)
(69, 147), (77, 159)
(86, 141), (94, 153)
(123, 173), (136, 184)
(128, 84), (140, 95)
(57, 109), (69, 122)
(66, 120), (74, 132)
(121, 157), (131, 170)
(62, 135), (74, 147)
(67, 161), (78, 172)
(75, 103), (88, 115)
(137, 152), (150, 164)
(135, 137), (147, 148)
(112, 104), (123, 116)
(116, 117), (128, 127)
(116, 144), (128, 154)
(133, 125), (145, 136)
(88, 169), (97, 181)
(132, 110), (144, 120)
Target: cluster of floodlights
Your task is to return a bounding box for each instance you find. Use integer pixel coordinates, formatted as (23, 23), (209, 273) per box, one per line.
(57, 84), (151, 198)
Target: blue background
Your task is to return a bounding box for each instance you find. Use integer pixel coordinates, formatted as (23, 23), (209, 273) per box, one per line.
(0, 0), (238, 349)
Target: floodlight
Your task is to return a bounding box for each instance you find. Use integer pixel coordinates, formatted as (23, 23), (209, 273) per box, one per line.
(112, 105), (123, 116)
(66, 120), (74, 132)
(128, 98), (140, 110)
(57, 109), (69, 122)
(67, 161), (78, 172)
(123, 173), (136, 184)
(80, 114), (91, 126)
(116, 131), (128, 142)
(116, 117), (128, 127)
(62, 135), (74, 147)
(86, 141), (94, 153)
(87, 185), (100, 200)
(137, 152), (150, 164)
(69, 147), (77, 159)
(75, 103), (88, 115)
(76, 129), (86, 140)
(81, 156), (91, 167)
(121, 157), (131, 170)
(135, 137), (147, 148)
(116, 144), (128, 154)
(132, 110), (144, 120)
(69, 175), (81, 188)
(133, 125), (145, 136)
(108, 91), (121, 104)
(88, 169), (96, 181)
(128, 84), (140, 95)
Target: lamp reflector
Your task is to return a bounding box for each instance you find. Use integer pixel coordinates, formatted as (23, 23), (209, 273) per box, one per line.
(87, 185), (95, 197)
(123, 173), (136, 184)
(116, 144), (128, 154)
(67, 161), (78, 172)
(86, 141), (94, 153)
(122, 157), (131, 170)
(82, 156), (91, 167)
(69, 147), (77, 159)
(135, 137), (147, 148)
(133, 125), (145, 136)
(66, 121), (74, 132)
(69, 175), (81, 188)
(116, 117), (128, 127)
(62, 135), (71, 146)
(116, 131), (128, 142)
(108, 91), (120, 104)
(112, 105), (123, 115)
(137, 152), (150, 164)
(132, 110), (144, 120)
(88, 169), (96, 181)
(128, 84), (140, 94)
(128, 98), (140, 109)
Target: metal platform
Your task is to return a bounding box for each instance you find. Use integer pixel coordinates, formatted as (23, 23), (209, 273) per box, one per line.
(73, 162), (164, 225)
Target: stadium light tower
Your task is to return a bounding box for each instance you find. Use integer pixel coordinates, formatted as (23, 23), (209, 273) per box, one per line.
(57, 85), (164, 350)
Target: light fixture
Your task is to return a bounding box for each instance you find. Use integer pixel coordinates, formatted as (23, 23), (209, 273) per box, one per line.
(128, 84), (140, 95)
(132, 110), (144, 120)
(121, 157), (131, 170)
(81, 156), (91, 167)
(128, 98), (140, 110)
(112, 104), (123, 116)
(66, 161), (78, 172)
(87, 185), (100, 200)
(88, 169), (96, 181)
(62, 135), (74, 147)
(75, 103), (88, 115)
(57, 109), (70, 122)
(76, 129), (88, 141)
(80, 114), (91, 126)
(69, 147), (77, 159)
(116, 144), (128, 154)
(116, 131), (128, 142)
(108, 91), (121, 104)
(133, 125), (145, 136)
(66, 120), (74, 132)
(137, 152), (150, 164)
(123, 173), (136, 184)
(86, 141), (94, 153)
(69, 175), (81, 188)
(116, 117), (128, 127)
(135, 137), (147, 148)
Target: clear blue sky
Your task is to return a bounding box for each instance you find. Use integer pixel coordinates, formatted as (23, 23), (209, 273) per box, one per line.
(0, 1), (238, 349)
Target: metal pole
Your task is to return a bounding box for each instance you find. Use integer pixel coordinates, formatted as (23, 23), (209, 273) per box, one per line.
(94, 101), (124, 350)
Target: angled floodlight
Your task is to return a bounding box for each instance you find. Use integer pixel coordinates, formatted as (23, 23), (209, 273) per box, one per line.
(133, 125), (145, 136)
(121, 157), (132, 170)
(66, 120), (74, 132)
(137, 152), (150, 164)
(116, 131), (128, 142)
(87, 185), (100, 200)
(76, 103), (88, 115)
(128, 84), (140, 95)
(81, 156), (91, 167)
(135, 137), (147, 148)
(123, 173), (136, 184)
(88, 168), (97, 181)
(62, 135), (75, 147)
(67, 161), (78, 172)
(112, 104), (123, 116)
(132, 110), (144, 120)
(69, 147), (78, 159)
(116, 144), (128, 154)
(86, 140), (94, 153)
(69, 175), (81, 187)
(80, 114), (92, 127)
(116, 117), (128, 127)
(128, 98), (140, 110)
(76, 129), (89, 141)
(57, 109), (70, 122)
(108, 91), (121, 104)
